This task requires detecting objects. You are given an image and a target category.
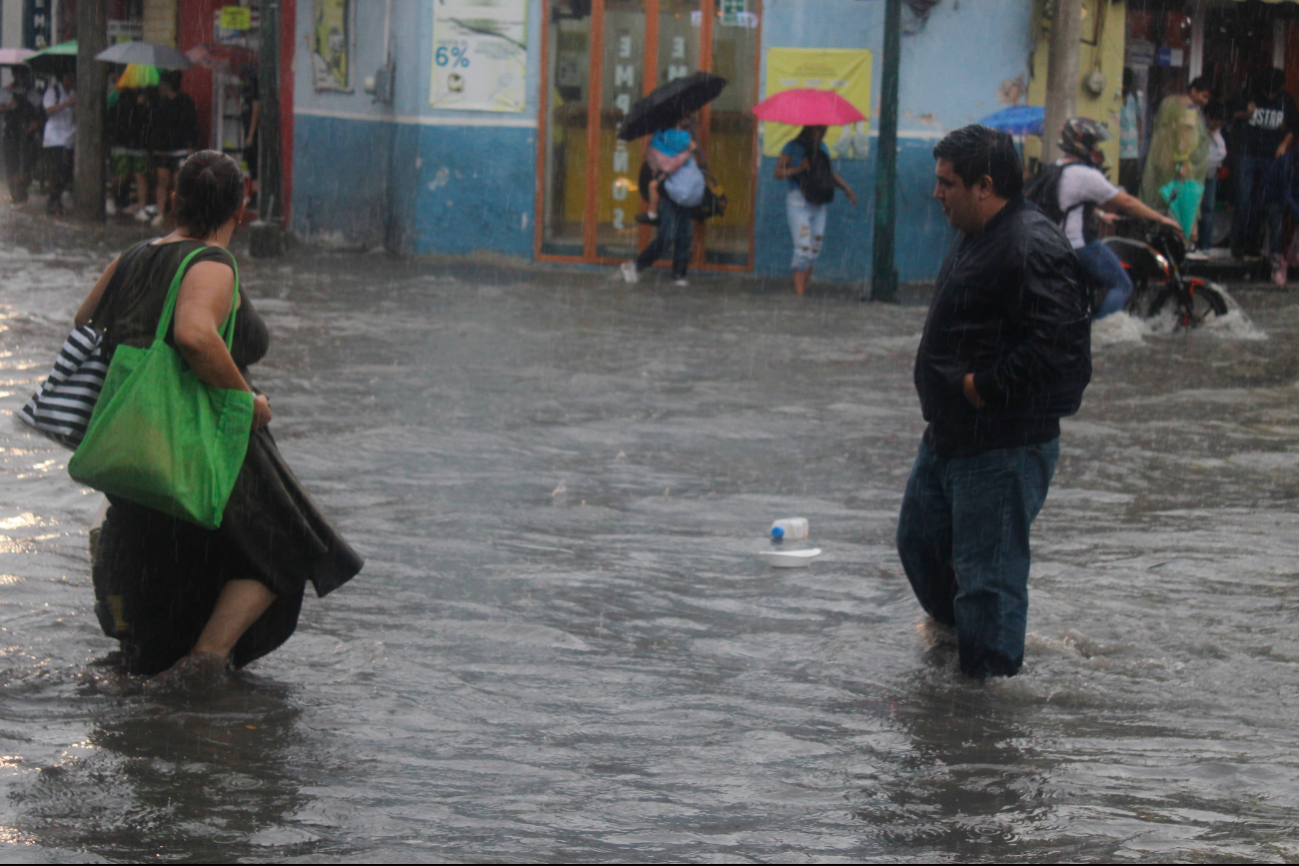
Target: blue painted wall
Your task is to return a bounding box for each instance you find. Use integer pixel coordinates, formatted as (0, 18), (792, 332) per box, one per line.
(291, 0), (1032, 281)
(290, 0), (541, 254)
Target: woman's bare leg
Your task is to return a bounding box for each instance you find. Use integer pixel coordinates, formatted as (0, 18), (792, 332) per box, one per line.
(793, 269), (810, 295)
(190, 579), (277, 660)
(146, 580), (277, 688)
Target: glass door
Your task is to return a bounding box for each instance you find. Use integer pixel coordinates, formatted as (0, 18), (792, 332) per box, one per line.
(538, 0), (760, 268)
(540, 0), (593, 257)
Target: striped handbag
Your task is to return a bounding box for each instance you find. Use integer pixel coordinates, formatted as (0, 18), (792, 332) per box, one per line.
(17, 325), (109, 450)
(16, 242), (146, 450)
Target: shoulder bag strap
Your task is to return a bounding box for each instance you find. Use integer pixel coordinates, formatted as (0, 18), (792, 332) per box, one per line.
(154, 247), (241, 352)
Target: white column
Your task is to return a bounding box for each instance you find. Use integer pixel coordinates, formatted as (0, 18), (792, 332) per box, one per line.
(1275, 20), (1287, 70)
(2, 0), (23, 48)
(1189, 1), (1205, 80)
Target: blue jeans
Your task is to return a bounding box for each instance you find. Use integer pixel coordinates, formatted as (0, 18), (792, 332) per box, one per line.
(1075, 240), (1132, 319)
(1233, 155), (1271, 252)
(786, 188), (828, 271)
(896, 438), (1059, 679)
(635, 196), (693, 279)
(1197, 174), (1218, 251)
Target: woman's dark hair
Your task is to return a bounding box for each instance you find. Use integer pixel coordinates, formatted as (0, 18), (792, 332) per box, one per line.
(1204, 101), (1228, 123)
(174, 150), (245, 239)
(932, 124), (1023, 198)
(794, 125), (828, 149)
(161, 69), (184, 92)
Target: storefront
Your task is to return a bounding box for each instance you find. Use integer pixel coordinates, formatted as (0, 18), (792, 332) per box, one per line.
(290, 0), (1037, 284)
(537, 0), (760, 269)
(1126, 0), (1297, 110)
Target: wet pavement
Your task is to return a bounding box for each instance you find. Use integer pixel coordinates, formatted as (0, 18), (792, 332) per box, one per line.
(2, 205), (1299, 862)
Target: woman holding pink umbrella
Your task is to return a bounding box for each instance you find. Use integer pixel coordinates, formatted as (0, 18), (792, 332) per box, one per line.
(756, 90), (863, 295)
(774, 125), (857, 294)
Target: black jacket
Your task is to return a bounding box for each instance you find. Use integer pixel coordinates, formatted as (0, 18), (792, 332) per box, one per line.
(147, 91), (199, 153)
(914, 195), (1091, 458)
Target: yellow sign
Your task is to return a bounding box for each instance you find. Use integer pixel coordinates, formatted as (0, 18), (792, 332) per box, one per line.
(219, 6), (252, 31)
(762, 48), (872, 159)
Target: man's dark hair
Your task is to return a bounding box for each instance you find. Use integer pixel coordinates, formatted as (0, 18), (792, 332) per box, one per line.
(1188, 76), (1212, 95)
(174, 150), (244, 239)
(161, 69), (184, 92)
(932, 124), (1023, 198)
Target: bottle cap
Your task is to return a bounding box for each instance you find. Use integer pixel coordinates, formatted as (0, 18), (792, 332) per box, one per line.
(771, 526), (784, 539)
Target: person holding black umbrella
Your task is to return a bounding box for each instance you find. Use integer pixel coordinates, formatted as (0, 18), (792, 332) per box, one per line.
(619, 114), (705, 286)
(615, 72), (727, 288)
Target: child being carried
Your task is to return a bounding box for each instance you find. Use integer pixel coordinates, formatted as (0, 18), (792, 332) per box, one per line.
(637, 121), (698, 226)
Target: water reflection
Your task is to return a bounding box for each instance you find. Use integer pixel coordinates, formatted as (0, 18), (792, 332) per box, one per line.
(11, 671), (313, 861)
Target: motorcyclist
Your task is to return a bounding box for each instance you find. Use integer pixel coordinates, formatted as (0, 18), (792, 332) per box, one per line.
(1030, 118), (1183, 319)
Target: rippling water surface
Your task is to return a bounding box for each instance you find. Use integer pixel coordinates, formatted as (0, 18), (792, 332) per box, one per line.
(2, 211), (1298, 862)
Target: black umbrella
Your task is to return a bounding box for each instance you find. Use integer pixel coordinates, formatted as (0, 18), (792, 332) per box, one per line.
(618, 71), (727, 141)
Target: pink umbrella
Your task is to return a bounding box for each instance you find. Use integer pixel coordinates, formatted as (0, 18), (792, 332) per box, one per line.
(751, 88), (866, 126)
(0, 48), (35, 66)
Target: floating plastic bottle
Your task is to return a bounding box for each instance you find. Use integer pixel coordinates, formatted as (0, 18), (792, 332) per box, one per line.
(770, 517), (809, 542)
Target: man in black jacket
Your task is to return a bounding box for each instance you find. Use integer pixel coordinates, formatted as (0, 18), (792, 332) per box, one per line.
(897, 125), (1091, 679)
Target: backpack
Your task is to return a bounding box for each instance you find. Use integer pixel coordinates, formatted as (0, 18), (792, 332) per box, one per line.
(692, 171), (728, 223)
(800, 146), (837, 205)
(1024, 163), (1098, 243)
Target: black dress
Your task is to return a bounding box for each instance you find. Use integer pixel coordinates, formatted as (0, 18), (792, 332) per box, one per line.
(89, 240), (363, 675)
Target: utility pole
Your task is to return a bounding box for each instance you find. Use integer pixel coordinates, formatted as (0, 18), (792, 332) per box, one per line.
(251, 0), (284, 256)
(1042, 0), (1081, 164)
(868, 0), (902, 303)
(74, 0), (107, 222)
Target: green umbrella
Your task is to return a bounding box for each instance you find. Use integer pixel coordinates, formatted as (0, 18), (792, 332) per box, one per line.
(27, 39), (77, 76)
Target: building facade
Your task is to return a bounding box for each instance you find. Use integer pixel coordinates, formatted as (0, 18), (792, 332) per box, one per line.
(291, 0), (1042, 283)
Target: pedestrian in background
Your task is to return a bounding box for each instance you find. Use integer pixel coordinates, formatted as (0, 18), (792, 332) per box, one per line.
(148, 71), (200, 229)
(41, 68), (76, 217)
(1197, 102), (1228, 252)
(241, 72), (260, 209)
(1118, 68), (1144, 195)
(774, 124), (857, 295)
(898, 125), (1091, 679)
(0, 66), (43, 204)
(1231, 69), (1297, 259)
(620, 114), (704, 287)
(1140, 76), (1210, 245)
(106, 87), (151, 216)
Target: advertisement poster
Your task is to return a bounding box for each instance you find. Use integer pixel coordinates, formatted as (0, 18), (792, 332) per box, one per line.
(311, 0), (351, 92)
(762, 48), (872, 160)
(429, 0), (529, 112)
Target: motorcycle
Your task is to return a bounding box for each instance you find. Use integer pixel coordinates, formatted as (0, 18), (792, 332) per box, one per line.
(1096, 219), (1228, 327)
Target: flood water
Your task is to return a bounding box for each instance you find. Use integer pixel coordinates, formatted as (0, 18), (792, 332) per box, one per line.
(2, 209), (1298, 862)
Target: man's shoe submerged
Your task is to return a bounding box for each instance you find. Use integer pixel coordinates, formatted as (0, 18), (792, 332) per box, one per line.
(619, 261), (639, 284)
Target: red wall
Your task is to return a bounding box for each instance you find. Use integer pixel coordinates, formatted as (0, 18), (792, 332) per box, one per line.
(176, 0), (294, 221)
(177, 0), (223, 154)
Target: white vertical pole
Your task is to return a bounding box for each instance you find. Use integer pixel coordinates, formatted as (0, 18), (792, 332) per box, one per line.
(1189, 0), (1205, 80)
(1274, 20), (1286, 70)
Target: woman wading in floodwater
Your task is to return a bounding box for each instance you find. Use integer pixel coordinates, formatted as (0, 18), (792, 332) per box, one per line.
(76, 151), (362, 681)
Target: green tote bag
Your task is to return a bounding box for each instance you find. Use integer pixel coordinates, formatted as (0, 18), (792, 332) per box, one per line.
(68, 247), (255, 529)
